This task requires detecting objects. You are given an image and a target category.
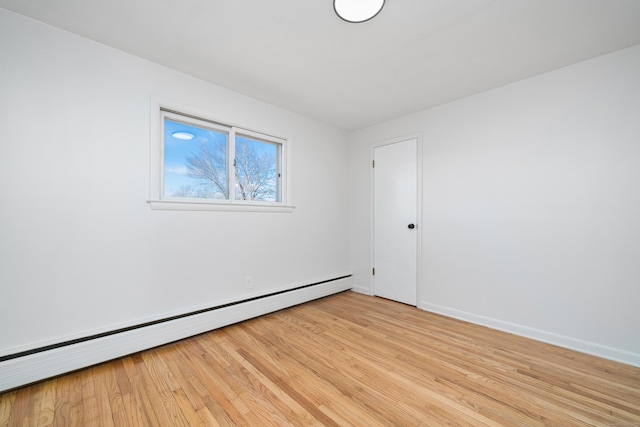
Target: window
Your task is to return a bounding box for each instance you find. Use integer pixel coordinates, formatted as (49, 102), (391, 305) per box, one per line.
(163, 114), (229, 200)
(149, 104), (292, 212)
(233, 133), (280, 202)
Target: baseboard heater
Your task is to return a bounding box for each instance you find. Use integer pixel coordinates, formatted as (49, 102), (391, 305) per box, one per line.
(0, 275), (352, 392)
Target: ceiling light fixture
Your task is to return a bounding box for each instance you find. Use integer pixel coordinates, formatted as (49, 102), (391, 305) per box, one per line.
(334, 0), (385, 23)
(171, 131), (195, 140)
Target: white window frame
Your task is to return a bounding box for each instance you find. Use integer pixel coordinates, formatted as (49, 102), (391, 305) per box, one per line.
(148, 99), (294, 212)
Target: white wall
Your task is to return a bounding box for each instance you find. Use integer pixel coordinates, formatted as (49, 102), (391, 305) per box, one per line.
(0, 9), (350, 356)
(349, 45), (640, 366)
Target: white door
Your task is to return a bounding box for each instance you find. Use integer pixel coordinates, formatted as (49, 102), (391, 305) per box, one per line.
(373, 138), (417, 305)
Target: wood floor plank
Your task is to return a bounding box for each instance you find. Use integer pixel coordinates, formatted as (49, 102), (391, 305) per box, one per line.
(80, 368), (99, 427)
(244, 319), (399, 425)
(127, 354), (161, 427)
(51, 374), (70, 427)
(1, 291), (639, 426)
(114, 357), (146, 427)
(248, 307), (499, 426)
(288, 305), (532, 425)
(176, 340), (252, 426)
(92, 365), (117, 427)
(237, 326), (385, 426)
(6, 388), (30, 427)
(65, 371), (84, 427)
(235, 347), (335, 426)
(136, 351), (191, 426)
(0, 391), (16, 427)
(35, 379), (55, 427)
(170, 387), (205, 427)
(25, 382), (48, 426)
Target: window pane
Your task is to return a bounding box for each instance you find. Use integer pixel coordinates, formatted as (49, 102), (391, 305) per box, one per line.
(163, 118), (228, 199)
(234, 136), (279, 202)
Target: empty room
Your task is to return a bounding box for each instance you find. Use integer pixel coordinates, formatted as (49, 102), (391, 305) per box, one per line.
(1, 0), (639, 425)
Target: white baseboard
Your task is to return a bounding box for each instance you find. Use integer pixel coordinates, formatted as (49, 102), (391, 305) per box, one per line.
(0, 277), (352, 392)
(350, 283), (372, 295)
(420, 301), (640, 368)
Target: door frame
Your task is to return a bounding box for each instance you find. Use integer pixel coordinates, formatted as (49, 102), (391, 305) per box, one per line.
(369, 133), (423, 305)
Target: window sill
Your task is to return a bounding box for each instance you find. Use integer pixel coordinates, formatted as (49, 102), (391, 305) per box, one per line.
(147, 199), (295, 213)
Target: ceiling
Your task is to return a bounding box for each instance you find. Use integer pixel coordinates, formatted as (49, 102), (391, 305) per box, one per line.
(3, 0), (640, 131)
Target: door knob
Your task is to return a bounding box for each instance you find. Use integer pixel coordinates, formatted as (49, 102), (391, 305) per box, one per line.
(408, 224), (415, 229)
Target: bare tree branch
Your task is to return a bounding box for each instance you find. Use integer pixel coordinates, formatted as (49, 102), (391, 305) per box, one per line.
(235, 140), (277, 201)
(184, 139), (277, 201)
(185, 141), (228, 198)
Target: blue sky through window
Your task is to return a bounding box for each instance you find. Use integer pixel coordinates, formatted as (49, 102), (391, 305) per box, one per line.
(163, 118), (227, 198)
(163, 117), (281, 201)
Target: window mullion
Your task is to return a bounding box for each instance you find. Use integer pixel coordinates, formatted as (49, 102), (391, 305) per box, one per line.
(277, 143), (282, 202)
(228, 128), (237, 203)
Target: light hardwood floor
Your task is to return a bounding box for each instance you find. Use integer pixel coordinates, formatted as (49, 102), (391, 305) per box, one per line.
(1, 291), (639, 426)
